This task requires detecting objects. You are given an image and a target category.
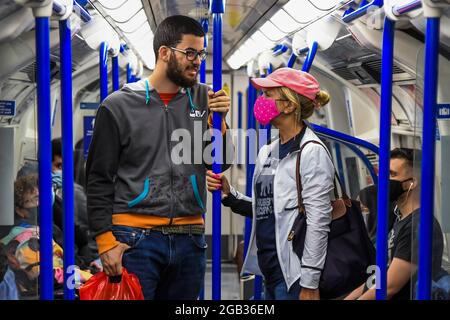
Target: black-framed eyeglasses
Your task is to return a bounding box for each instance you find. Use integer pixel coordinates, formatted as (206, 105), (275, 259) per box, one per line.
(169, 47), (207, 61)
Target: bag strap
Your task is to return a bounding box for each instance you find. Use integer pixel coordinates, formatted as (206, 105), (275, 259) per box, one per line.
(296, 140), (350, 213)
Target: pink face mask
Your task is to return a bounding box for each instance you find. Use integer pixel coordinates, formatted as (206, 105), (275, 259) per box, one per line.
(253, 96), (281, 126)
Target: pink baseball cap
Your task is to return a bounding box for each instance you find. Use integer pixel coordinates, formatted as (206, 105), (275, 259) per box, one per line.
(251, 67), (320, 101)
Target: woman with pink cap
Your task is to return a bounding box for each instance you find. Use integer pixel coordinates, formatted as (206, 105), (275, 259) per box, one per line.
(207, 67), (334, 300)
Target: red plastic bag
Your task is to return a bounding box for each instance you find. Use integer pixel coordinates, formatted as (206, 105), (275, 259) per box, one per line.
(79, 268), (144, 300)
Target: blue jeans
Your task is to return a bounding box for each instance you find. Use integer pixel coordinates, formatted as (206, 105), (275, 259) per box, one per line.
(112, 225), (207, 300)
(264, 279), (301, 300)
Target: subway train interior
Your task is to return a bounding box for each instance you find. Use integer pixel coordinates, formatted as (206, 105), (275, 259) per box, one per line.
(1, 0), (450, 301)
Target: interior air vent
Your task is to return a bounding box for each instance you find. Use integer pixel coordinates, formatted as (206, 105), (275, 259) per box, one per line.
(331, 58), (414, 86)
(19, 60), (59, 83)
(362, 59), (411, 83)
(331, 62), (379, 86)
(332, 66), (355, 81)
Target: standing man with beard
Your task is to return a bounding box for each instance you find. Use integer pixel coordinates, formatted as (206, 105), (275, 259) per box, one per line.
(86, 15), (233, 299)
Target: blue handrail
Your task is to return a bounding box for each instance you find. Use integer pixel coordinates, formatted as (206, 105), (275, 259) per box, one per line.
(392, 0), (421, 16)
(36, 16), (54, 300)
(112, 56), (119, 91)
(287, 53), (297, 68)
(59, 18), (75, 300)
(345, 143), (378, 185)
(310, 126), (379, 185)
(272, 44), (288, 56)
(99, 42), (109, 102)
(376, 17), (395, 300)
(342, 0), (384, 23)
(73, 0), (91, 22)
(418, 17), (440, 300)
(301, 41), (318, 72)
(211, 0), (224, 301)
(52, 1), (92, 23)
(309, 123), (380, 155)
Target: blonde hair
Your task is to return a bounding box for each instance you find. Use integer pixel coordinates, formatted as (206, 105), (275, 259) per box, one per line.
(275, 87), (330, 124)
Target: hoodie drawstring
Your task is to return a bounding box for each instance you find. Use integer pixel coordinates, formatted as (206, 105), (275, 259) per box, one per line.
(146, 82), (196, 112)
(145, 79), (150, 105)
(186, 88), (197, 112)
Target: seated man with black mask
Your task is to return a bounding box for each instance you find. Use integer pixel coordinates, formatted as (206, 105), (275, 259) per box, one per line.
(346, 148), (444, 300)
(51, 138), (100, 272)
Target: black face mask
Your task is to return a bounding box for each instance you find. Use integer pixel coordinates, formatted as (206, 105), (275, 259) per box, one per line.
(389, 178), (413, 202)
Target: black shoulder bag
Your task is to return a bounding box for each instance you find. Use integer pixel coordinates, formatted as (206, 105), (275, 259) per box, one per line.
(289, 140), (376, 299)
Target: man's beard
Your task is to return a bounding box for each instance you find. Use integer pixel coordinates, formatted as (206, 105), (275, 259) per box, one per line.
(166, 53), (198, 88)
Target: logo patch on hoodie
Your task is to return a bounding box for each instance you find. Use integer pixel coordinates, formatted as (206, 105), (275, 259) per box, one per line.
(190, 110), (206, 118)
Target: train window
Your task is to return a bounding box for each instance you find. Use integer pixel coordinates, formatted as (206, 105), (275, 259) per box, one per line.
(250, 31), (274, 52)
(99, 0), (142, 23)
(259, 20), (286, 42)
(283, 0), (321, 24)
(270, 9), (300, 34)
(116, 9), (147, 33)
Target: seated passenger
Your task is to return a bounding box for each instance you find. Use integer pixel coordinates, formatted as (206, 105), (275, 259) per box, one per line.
(358, 185), (396, 245)
(0, 174), (92, 299)
(345, 148), (444, 300)
(51, 138), (100, 272)
(0, 243), (18, 300)
(207, 68), (333, 300)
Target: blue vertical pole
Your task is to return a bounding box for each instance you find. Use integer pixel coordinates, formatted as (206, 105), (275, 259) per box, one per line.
(198, 18), (208, 302)
(112, 56), (119, 91)
(244, 83), (255, 258)
(200, 19), (208, 85)
(418, 17), (440, 300)
(99, 42), (109, 102)
(265, 68), (272, 143)
(126, 63), (132, 83)
(301, 41), (318, 72)
(59, 18), (75, 301)
(254, 276), (263, 300)
(258, 73), (270, 149)
(200, 58), (207, 84)
(252, 80), (264, 300)
(238, 92), (243, 130)
(376, 18), (395, 300)
(244, 85), (254, 299)
(36, 16), (53, 300)
(237, 91), (243, 166)
(211, 0), (224, 301)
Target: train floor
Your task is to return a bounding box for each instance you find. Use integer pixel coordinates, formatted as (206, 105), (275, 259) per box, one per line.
(203, 262), (241, 300)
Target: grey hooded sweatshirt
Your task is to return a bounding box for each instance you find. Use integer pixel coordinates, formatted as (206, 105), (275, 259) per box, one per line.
(86, 79), (234, 238)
